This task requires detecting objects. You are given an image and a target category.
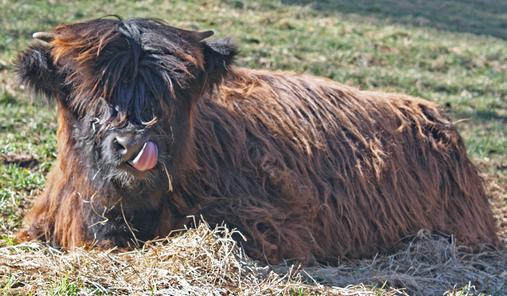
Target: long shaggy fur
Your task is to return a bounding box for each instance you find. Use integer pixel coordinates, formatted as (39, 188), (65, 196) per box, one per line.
(15, 18), (499, 265)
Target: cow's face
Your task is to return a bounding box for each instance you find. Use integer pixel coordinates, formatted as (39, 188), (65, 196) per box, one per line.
(15, 18), (236, 191)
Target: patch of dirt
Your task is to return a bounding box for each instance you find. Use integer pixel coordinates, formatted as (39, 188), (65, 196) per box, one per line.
(0, 152), (39, 169)
(483, 172), (507, 244)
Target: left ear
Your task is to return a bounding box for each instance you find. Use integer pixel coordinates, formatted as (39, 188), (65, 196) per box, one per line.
(202, 38), (237, 89)
(15, 40), (64, 99)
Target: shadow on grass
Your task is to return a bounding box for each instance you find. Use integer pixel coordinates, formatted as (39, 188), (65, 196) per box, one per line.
(452, 109), (507, 124)
(282, 0), (507, 40)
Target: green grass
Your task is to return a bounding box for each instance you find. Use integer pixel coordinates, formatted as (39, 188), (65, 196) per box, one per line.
(283, 0), (507, 40)
(0, 0), (506, 293)
(48, 276), (81, 296)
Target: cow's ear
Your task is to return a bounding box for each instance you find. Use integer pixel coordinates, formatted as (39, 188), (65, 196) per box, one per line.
(15, 40), (63, 99)
(202, 38), (237, 88)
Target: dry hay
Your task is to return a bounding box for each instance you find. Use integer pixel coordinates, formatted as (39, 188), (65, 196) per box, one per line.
(0, 221), (505, 295)
(295, 230), (507, 295)
(1, 223), (301, 295)
(0, 221), (398, 295)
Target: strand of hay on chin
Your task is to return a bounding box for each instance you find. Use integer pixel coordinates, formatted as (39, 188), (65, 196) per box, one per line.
(0, 221), (396, 295)
(288, 230), (507, 296)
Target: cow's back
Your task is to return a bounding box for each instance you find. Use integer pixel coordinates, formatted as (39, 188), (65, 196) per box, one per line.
(180, 67), (499, 263)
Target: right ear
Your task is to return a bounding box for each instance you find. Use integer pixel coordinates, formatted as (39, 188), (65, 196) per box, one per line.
(202, 38), (237, 89)
(15, 41), (63, 99)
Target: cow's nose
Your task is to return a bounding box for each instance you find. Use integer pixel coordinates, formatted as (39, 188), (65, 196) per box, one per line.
(114, 133), (144, 161)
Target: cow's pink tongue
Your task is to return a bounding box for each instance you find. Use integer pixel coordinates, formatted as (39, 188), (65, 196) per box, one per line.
(128, 141), (158, 171)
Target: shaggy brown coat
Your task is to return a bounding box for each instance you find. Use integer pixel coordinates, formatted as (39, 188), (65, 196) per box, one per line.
(15, 18), (499, 265)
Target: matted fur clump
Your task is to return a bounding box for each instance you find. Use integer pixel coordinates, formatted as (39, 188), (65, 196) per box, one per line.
(14, 17), (499, 264)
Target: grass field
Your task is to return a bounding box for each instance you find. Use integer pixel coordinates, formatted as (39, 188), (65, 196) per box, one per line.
(0, 0), (506, 294)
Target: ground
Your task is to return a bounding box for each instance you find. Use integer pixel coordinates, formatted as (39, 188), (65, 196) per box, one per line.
(0, 0), (506, 295)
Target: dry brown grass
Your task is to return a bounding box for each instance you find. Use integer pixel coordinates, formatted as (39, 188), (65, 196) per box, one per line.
(1, 219), (505, 295)
(0, 221), (403, 296)
(297, 230), (507, 295)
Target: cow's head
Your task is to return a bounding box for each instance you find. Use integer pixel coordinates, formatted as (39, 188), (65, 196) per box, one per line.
(15, 17), (236, 193)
